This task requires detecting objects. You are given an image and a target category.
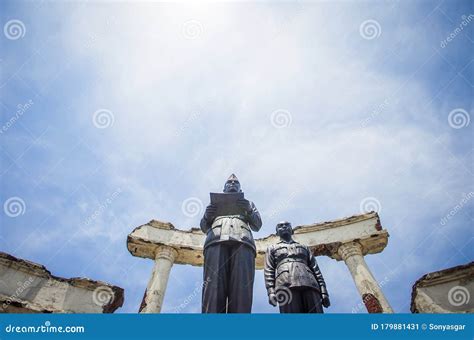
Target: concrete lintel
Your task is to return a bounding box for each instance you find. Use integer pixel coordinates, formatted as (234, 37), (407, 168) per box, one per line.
(411, 262), (474, 313)
(0, 252), (124, 313)
(127, 212), (389, 270)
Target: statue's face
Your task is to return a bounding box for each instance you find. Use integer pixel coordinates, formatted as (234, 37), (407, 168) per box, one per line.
(223, 180), (241, 193)
(276, 222), (293, 237)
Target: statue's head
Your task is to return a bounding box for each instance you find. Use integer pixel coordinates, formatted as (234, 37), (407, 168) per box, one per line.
(223, 173), (241, 193)
(276, 221), (293, 236)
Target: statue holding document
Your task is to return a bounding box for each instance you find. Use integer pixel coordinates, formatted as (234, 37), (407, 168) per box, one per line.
(200, 174), (262, 313)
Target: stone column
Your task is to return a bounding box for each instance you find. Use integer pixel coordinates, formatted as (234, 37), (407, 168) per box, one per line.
(139, 245), (178, 313)
(338, 242), (393, 313)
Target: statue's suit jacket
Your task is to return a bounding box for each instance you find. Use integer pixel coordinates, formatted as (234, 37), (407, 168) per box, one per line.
(200, 201), (262, 252)
(264, 241), (328, 295)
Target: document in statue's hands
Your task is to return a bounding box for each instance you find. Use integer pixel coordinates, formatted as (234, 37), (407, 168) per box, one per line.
(210, 192), (245, 216)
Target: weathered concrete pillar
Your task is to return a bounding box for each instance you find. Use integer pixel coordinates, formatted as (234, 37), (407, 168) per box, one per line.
(139, 245), (177, 313)
(338, 242), (393, 313)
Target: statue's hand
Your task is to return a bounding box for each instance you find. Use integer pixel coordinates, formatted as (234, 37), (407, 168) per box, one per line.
(322, 294), (330, 308)
(236, 198), (252, 214)
(204, 204), (217, 220)
(268, 293), (278, 307)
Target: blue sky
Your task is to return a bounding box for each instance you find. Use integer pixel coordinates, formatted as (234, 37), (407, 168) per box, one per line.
(0, 0), (472, 313)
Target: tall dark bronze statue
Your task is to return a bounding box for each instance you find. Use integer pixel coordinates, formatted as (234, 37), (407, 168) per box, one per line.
(200, 174), (262, 313)
(264, 221), (330, 313)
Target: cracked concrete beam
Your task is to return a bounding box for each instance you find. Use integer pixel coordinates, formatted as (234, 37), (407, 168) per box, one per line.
(127, 212), (389, 270)
(0, 252), (124, 313)
(411, 262), (474, 313)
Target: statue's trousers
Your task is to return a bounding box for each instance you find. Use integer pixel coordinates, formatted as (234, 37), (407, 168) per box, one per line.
(202, 241), (255, 313)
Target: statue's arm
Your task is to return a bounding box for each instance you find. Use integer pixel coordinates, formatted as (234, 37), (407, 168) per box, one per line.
(200, 215), (210, 233)
(264, 246), (276, 296)
(200, 203), (217, 233)
(247, 201), (262, 231)
(309, 251), (329, 296)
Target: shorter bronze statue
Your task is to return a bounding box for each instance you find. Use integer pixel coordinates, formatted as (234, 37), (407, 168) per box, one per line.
(264, 221), (330, 313)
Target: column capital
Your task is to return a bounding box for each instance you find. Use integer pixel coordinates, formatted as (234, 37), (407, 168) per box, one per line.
(337, 241), (363, 261)
(155, 245), (178, 262)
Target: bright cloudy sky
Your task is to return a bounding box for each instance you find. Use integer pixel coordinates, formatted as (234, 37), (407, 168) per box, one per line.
(1, 0), (472, 313)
